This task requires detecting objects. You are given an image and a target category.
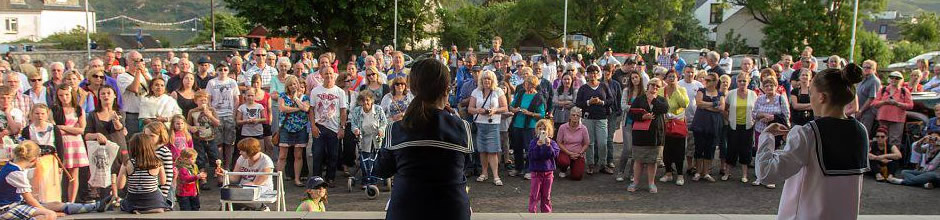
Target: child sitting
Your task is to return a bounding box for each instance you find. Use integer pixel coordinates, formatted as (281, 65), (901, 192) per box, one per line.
(296, 176), (328, 212)
(143, 122), (175, 201)
(117, 134), (170, 214)
(527, 119), (559, 213)
(0, 141), (57, 220)
(175, 148), (205, 211)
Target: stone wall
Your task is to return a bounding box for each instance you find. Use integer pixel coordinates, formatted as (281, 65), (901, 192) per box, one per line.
(9, 49), (250, 70)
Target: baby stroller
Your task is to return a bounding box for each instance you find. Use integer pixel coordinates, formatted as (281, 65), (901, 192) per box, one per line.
(346, 130), (392, 199)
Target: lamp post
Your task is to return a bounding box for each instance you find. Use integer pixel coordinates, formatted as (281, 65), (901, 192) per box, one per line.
(84, 0), (91, 59)
(394, 0), (398, 50)
(211, 0), (217, 50)
(563, 0), (568, 50)
(849, 0), (859, 61)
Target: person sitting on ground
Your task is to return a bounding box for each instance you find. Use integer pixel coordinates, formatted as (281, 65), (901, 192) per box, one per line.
(888, 131), (940, 189)
(868, 126), (902, 181)
(0, 141), (56, 220)
(117, 134), (171, 214)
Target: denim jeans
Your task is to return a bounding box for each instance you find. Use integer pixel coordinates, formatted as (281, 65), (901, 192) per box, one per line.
(194, 139), (219, 179)
(583, 119), (609, 166)
(605, 114), (623, 165)
(177, 196), (200, 211)
(311, 124), (340, 182)
(901, 170), (940, 186)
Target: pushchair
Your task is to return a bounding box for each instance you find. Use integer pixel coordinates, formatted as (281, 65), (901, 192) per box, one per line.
(346, 131), (392, 199)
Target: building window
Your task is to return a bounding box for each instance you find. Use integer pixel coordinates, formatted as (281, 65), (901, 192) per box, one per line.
(879, 25), (887, 34)
(710, 3), (724, 24)
(5, 18), (17, 33)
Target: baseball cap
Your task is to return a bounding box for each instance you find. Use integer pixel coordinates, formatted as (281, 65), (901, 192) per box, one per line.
(169, 57), (180, 65)
(114, 47), (123, 53)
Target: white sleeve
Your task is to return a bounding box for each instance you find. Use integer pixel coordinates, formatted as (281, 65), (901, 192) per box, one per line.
(756, 125), (811, 184)
(6, 170), (31, 193)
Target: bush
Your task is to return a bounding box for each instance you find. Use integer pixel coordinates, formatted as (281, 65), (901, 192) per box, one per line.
(41, 26), (112, 50)
(891, 40), (925, 63)
(854, 30), (892, 65)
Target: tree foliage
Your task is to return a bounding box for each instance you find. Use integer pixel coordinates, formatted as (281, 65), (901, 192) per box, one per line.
(42, 26), (113, 50)
(891, 40), (926, 63)
(717, 29), (751, 55)
(730, 0), (886, 59)
(853, 30), (892, 65)
(224, 0), (432, 57)
(187, 12), (251, 45)
(898, 12), (940, 50)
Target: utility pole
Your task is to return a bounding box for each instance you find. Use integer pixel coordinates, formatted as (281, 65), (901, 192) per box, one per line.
(211, 0), (217, 50)
(849, 0), (859, 61)
(394, 0), (398, 50)
(563, 0), (567, 50)
(84, 0), (90, 59)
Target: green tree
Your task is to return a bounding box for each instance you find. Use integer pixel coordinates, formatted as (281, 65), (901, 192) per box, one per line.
(891, 40), (926, 63)
(186, 12), (251, 45)
(42, 26), (112, 50)
(898, 12), (940, 49)
(716, 29), (750, 55)
(853, 30), (892, 65)
(224, 0), (431, 57)
(731, 0), (886, 59)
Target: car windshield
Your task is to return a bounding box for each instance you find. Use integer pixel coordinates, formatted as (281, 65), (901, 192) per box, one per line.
(907, 52), (940, 63)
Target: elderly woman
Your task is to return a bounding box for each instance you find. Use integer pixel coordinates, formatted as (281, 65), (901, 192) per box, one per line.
(469, 70), (508, 186)
(723, 74), (757, 183)
(509, 75), (547, 179)
(382, 77), (414, 122)
(627, 78), (668, 193)
(556, 107), (589, 180)
(906, 70), (924, 93)
(750, 73), (790, 189)
(658, 69), (689, 186)
(872, 71), (913, 150)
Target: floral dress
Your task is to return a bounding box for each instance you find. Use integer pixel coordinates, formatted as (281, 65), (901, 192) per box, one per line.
(278, 92), (310, 133)
(62, 113), (89, 168)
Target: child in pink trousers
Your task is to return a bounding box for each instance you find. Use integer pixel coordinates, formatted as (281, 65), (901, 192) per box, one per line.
(527, 119), (560, 213)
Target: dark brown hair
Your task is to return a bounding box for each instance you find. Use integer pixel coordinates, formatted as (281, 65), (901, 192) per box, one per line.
(401, 59), (451, 130)
(812, 63), (864, 107)
(128, 133), (162, 170)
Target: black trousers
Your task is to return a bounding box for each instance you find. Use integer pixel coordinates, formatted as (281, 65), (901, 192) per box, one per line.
(725, 125), (753, 166)
(663, 136), (686, 173)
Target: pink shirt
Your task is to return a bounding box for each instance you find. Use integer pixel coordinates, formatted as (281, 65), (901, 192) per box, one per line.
(556, 122), (589, 153)
(872, 86), (913, 123)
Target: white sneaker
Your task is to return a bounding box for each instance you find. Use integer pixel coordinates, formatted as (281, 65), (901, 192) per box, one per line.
(751, 180), (761, 186)
(659, 175), (673, 183)
(765, 184), (776, 189)
(720, 174), (730, 181)
(615, 175), (624, 182)
(741, 177), (749, 183)
(676, 176), (685, 186)
(524, 173), (532, 180)
(703, 174), (716, 182)
(925, 183), (935, 189)
(691, 173), (701, 181)
(559, 172), (567, 178)
(887, 177), (903, 185)
(875, 173), (885, 181)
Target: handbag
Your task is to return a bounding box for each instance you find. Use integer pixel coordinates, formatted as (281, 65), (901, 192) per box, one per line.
(665, 118), (688, 137)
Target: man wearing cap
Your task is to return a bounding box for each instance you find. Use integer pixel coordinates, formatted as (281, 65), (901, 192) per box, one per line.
(114, 47), (127, 67)
(195, 56), (214, 89)
(165, 57), (184, 93)
(597, 49), (620, 67)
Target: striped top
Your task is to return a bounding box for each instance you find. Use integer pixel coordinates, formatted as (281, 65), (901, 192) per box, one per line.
(126, 159), (160, 194)
(156, 145), (175, 197)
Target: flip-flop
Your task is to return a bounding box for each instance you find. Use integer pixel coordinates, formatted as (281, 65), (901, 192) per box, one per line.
(294, 182), (305, 187)
(627, 183), (637, 192)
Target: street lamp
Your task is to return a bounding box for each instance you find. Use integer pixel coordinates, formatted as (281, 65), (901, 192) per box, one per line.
(563, 0), (567, 50)
(85, 0), (91, 59)
(849, 0), (859, 61)
(394, 0), (398, 50)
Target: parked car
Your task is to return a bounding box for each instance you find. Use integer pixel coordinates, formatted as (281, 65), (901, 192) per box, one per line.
(887, 51), (940, 70)
(611, 53), (637, 65)
(729, 54), (763, 76)
(676, 49), (706, 67)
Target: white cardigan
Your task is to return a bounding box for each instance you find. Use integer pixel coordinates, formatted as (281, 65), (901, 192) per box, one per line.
(726, 89), (757, 130)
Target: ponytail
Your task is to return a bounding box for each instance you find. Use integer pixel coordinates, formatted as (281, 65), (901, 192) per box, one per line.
(401, 59), (451, 130)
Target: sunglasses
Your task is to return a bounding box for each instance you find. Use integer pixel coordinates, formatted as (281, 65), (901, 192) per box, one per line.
(737, 80), (748, 83)
(862, 66), (872, 69)
(889, 77), (902, 80)
(704, 78), (716, 82)
(133, 58), (144, 62)
(367, 73), (376, 76)
(255, 54), (266, 57)
(875, 135), (886, 138)
(29, 79), (42, 82)
(394, 83), (406, 86)
(92, 75), (106, 79)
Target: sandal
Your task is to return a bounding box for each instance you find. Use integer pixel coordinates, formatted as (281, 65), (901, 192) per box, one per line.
(649, 184), (658, 193)
(627, 183), (637, 192)
(476, 175), (488, 182)
(493, 178), (503, 186)
(294, 181), (305, 187)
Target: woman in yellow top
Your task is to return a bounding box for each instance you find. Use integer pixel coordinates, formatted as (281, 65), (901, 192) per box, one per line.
(723, 75), (757, 183)
(297, 176), (328, 212)
(657, 69), (690, 186)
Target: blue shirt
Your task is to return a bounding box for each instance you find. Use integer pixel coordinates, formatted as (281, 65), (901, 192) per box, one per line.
(674, 58), (687, 73)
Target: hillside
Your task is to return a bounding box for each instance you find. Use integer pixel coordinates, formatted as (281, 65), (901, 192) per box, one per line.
(888, 0), (940, 16)
(91, 0), (230, 47)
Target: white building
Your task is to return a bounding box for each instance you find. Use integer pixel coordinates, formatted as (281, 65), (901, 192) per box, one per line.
(0, 0), (95, 43)
(692, 0), (744, 44)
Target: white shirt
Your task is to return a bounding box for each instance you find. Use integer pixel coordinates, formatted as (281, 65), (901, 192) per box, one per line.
(471, 88), (504, 124)
(139, 94), (183, 128)
(206, 77), (240, 117)
(309, 85), (348, 133)
(117, 72), (148, 113)
(678, 79), (704, 120)
(238, 103), (266, 137)
(541, 62), (557, 83)
(756, 125), (862, 220)
(719, 57), (733, 73)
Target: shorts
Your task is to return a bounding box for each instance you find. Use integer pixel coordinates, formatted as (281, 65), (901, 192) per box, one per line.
(217, 115), (237, 145)
(632, 145), (663, 164)
(279, 128), (309, 146)
(685, 130), (696, 157)
(0, 203), (37, 219)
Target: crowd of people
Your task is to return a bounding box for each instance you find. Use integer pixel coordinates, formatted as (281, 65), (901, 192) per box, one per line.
(0, 35), (937, 218)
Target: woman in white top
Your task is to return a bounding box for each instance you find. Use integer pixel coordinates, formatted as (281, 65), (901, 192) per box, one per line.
(756, 64), (869, 220)
(468, 70), (508, 186)
(140, 78), (182, 128)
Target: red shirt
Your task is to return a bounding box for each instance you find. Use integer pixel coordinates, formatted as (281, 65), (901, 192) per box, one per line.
(872, 86), (913, 123)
